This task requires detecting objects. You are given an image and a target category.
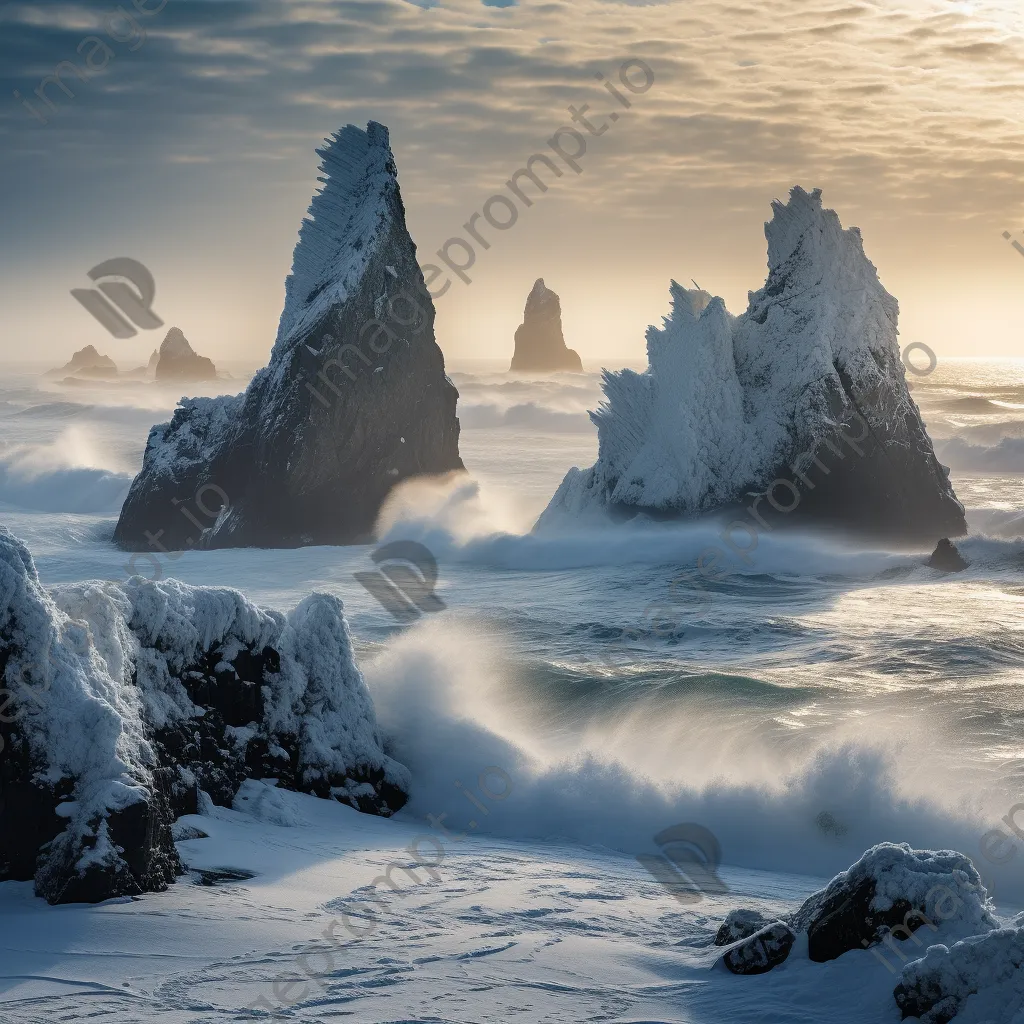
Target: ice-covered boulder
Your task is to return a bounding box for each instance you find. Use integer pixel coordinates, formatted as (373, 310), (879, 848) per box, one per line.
(114, 121), (462, 550)
(154, 327), (217, 382)
(894, 927), (1024, 1023)
(710, 843), (996, 976)
(0, 527), (409, 904)
(721, 921), (797, 975)
(45, 344), (119, 379)
(794, 843), (995, 963)
(715, 907), (772, 946)
(509, 279), (582, 373)
(537, 188), (966, 543)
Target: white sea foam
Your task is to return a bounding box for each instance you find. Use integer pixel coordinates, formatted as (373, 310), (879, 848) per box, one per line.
(364, 618), (1024, 904)
(0, 427), (133, 514)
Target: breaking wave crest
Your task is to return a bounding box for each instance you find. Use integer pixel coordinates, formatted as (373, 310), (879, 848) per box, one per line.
(366, 619), (1024, 903)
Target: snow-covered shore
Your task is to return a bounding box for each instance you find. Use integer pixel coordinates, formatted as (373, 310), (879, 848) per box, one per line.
(2, 786), (1021, 1023)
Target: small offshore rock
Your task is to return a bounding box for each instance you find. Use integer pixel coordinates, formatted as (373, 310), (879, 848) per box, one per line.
(927, 537), (968, 572)
(45, 344), (119, 379)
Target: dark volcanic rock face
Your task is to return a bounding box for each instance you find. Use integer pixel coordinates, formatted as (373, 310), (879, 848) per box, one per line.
(0, 527), (409, 905)
(154, 328), (218, 382)
(509, 279), (582, 373)
(538, 188), (966, 544)
(114, 121), (463, 551)
(928, 538), (968, 572)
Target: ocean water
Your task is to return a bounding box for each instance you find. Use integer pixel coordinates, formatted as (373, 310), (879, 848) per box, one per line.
(2, 356), (1023, 910)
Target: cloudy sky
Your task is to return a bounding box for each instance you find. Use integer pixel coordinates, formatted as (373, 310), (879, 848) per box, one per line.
(1, 0), (1023, 369)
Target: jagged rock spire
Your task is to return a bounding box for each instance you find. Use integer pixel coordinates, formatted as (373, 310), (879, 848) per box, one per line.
(538, 187), (965, 542)
(115, 122), (463, 550)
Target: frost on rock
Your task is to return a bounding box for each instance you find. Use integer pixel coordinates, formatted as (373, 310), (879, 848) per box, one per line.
(537, 188), (966, 542)
(794, 842), (996, 964)
(114, 121), (462, 551)
(894, 927), (1024, 1023)
(0, 527), (409, 905)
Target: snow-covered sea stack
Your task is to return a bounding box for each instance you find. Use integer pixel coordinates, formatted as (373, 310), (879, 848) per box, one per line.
(538, 188), (966, 542)
(0, 528), (409, 904)
(509, 279), (583, 373)
(154, 327), (217, 382)
(114, 121), (463, 550)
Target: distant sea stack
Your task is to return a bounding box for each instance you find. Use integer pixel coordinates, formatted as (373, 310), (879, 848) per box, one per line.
(509, 279), (582, 373)
(537, 187), (966, 543)
(154, 328), (217, 382)
(45, 345), (118, 379)
(114, 122), (463, 551)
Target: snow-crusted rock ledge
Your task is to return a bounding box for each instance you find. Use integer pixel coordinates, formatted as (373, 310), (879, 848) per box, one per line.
(0, 528), (408, 905)
(537, 188), (966, 543)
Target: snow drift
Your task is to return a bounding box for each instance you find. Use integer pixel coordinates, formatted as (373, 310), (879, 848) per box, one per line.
(538, 187), (966, 542)
(114, 121), (463, 550)
(0, 527), (408, 904)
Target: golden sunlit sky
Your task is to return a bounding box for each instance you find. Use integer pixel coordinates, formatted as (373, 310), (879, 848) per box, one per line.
(1, 0), (1023, 369)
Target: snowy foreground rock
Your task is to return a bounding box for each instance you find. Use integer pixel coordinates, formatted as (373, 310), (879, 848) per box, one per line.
(894, 927), (1024, 1022)
(538, 188), (966, 542)
(114, 121), (462, 550)
(509, 278), (582, 373)
(0, 528), (408, 904)
(713, 843), (1016, 1022)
